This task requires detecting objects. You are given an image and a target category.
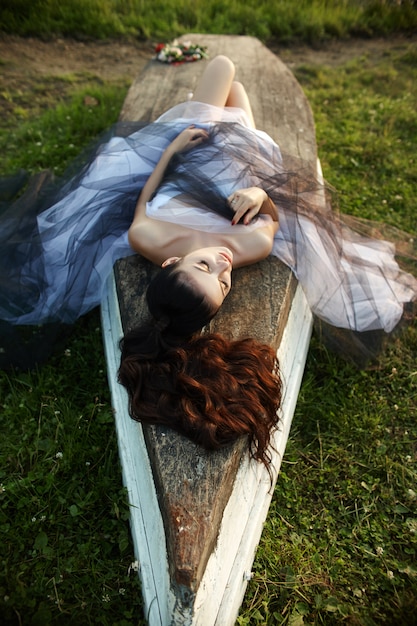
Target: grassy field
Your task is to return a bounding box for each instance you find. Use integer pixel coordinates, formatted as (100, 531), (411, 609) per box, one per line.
(1, 0), (417, 43)
(1, 1), (417, 625)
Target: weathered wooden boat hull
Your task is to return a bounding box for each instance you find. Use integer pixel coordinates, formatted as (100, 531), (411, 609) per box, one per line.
(101, 34), (316, 625)
(102, 275), (311, 625)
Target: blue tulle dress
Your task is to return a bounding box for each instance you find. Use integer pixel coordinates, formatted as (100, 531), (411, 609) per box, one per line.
(1, 101), (416, 367)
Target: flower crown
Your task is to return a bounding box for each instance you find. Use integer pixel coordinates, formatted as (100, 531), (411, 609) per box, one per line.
(155, 40), (208, 65)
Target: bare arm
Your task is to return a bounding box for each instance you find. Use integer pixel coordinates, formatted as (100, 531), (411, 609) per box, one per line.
(131, 125), (209, 222)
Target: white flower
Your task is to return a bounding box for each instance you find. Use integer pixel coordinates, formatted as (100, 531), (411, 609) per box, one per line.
(102, 594), (110, 603)
(128, 560), (140, 574)
(376, 546), (384, 556)
(55, 452), (63, 459)
(119, 588), (126, 595)
(405, 519), (417, 534)
(387, 570), (394, 580)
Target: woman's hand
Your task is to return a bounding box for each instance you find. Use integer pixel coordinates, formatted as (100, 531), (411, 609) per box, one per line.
(227, 187), (269, 225)
(168, 125), (209, 155)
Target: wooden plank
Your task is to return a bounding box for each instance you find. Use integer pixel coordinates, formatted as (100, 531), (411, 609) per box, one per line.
(102, 33), (316, 624)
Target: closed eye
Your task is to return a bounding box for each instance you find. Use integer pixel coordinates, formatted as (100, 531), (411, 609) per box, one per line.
(197, 260), (229, 295)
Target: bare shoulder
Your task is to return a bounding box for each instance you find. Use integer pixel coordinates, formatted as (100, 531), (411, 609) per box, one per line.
(128, 218), (207, 265)
(128, 220), (177, 264)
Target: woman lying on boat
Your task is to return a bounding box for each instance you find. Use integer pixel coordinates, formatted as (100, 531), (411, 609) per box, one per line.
(118, 57), (284, 468)
(0, 56), (416, 465)
(119, 54), (415, 465)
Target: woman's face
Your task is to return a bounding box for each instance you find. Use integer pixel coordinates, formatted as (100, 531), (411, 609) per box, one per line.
(163, 247), (233, 308)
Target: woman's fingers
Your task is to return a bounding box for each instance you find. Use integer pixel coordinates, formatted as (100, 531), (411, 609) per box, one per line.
(229, 188), (262, 225)
(181, 126), (208, 149)
(242, 206), (260, 224)
(232, 205), (257, 225)
(189, 128), (208, 146)
(170, 126), (208, 153)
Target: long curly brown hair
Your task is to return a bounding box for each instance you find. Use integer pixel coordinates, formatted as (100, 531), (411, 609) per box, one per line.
(118, 263), (282, 469)
(119, 329), (281, 469)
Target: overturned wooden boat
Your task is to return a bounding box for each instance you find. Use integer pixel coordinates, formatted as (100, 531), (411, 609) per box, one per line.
(101, 34), (316, 625)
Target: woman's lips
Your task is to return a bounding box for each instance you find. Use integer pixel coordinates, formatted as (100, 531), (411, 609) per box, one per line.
(219, 249), (233, 265)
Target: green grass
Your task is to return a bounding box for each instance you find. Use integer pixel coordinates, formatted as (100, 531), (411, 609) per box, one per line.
(239, 328), (417, 624)
(0, 62), (143, 625)
(297, 49), (417, 234)
(1, 0), (417, 43)
(0, 80), (130, 176)
(0, 26), (417, 626)
(0, 313), (146, 625)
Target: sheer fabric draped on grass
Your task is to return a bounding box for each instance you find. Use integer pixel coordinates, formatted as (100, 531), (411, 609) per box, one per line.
(0, 101), (416, 367)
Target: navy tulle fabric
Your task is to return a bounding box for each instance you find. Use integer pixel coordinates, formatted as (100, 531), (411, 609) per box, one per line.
(0, 105), (416, 368)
